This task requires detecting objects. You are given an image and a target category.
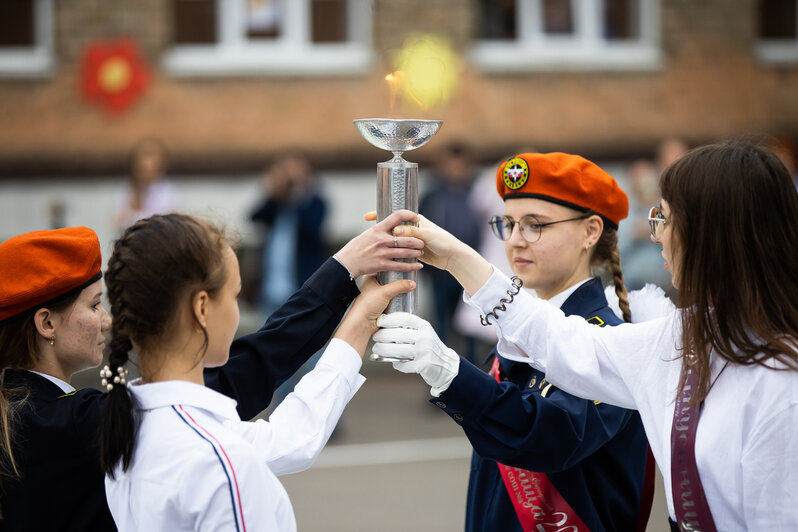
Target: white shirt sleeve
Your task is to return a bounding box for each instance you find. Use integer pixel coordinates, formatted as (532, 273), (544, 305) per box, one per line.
(225, 338), (365, 476)
(741, 402), (798, 529)
(464, 267), (676, 410)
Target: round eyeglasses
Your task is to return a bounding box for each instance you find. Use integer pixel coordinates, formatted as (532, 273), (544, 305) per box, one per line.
(489, 213), (591, 243)
(647, 205), (667, 240)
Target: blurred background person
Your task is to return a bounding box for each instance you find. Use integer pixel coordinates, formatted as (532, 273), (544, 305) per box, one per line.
(420, 142), (481, 360)
(656, 137), (689, 174)
(619, 138), (688, 296)
(452, 155), (518, 366)
(766, 135), (798, 189)
(250, 151), (328, 406)
(113, 137), (178, 232)
(250, 152), (327, 318)
(618, 158), (671, 292)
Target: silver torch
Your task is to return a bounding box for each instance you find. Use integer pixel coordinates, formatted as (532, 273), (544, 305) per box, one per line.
(353, 119), (442, 359)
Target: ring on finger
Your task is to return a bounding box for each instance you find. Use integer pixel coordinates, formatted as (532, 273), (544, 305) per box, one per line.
(393, 234), (398, 248)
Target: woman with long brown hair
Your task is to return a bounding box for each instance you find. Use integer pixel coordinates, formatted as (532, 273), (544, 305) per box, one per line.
(375, 141), (798, 530)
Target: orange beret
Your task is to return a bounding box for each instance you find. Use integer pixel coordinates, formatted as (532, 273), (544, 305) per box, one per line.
(0, 227), (102, 321)
(496, 152), (629, 229)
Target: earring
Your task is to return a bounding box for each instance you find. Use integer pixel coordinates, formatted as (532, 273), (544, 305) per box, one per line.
(48, 335), (55, 346)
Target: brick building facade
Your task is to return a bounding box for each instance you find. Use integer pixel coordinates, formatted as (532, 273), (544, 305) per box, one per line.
(0, 0), (796, 175)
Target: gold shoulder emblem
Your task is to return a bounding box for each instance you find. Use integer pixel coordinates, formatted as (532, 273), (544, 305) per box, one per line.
(586, 316), (605, 326)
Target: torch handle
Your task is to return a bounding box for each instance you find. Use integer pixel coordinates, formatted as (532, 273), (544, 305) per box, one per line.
(377, 157), (418, 314)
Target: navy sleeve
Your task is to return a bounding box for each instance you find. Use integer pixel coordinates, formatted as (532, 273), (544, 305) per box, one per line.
(296, 195), (326, 235)
(432, 356), (638, 473)
(250, 198), (278, 226)
(204, 257), (359, 420)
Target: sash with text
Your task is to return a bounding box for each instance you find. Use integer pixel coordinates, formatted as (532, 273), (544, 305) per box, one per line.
(491, 357), (590, 532)
(670, 364), (717, 532)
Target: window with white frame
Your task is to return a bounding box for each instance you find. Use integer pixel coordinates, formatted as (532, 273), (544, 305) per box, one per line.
(756, 0), (798, 63)
(0, 0), (54, 77)
(164, 0), (373, 76)
(471, 0), (660, 72)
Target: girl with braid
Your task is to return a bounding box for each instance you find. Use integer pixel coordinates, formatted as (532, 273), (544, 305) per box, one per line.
(100, 213), (414, 531)
(0, 210), (422, 531)
(377, 141), (798, 530)
(372, 153), (662, 531)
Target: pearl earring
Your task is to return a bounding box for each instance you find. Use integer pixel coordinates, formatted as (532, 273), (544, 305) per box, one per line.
(48, 336), (55, 345)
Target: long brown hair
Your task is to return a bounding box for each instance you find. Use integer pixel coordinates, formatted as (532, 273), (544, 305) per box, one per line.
(661, 140), (798, 402)
(100, 214), (229, 477)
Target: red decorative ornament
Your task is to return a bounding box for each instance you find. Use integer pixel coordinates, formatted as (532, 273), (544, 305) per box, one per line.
(81, 39), (150, 115)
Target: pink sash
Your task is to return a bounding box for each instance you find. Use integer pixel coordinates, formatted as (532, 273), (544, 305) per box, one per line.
(491, 357), (590, 532)
(670, 364), (717, 531)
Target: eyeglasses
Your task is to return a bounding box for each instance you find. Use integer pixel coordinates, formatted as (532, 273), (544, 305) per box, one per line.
(647, 205), (667, 240)
(489, 213), (591, 243)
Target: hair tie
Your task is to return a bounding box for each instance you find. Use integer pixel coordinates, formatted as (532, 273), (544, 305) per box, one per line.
(100, 365), (129, 391)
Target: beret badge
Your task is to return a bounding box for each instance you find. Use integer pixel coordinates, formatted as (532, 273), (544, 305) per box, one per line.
(503, 157), (529, 191)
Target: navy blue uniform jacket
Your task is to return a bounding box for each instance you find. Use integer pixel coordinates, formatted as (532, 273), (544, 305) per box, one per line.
(431, 277), (649, 532)
(0, 257), (358, 532)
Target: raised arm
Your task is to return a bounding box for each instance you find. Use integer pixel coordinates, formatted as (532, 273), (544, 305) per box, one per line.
(392, 212), (493, 296)
(205, 210), (424, 420)
(432, 353), (641, 472)
(228, 277), (414, 475)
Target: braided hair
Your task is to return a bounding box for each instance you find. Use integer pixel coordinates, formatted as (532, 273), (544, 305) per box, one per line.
(591, 226), (632, 323)
(100, 214), (229, 477)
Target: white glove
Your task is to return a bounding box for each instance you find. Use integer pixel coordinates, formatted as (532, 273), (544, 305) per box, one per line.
(372, 312), (460, 396)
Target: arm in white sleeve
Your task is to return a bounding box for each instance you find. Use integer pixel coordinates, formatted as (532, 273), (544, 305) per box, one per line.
(465, 267), (675, 410)
(741, 402), (798, 529)
(226, 338), (365, 475)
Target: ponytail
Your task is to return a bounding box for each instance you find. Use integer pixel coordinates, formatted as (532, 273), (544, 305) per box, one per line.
(592, 227), (632, 323)
(99, 332), (138, 478)
(100, 214), (229, 477)
(99, 236), (140, 479)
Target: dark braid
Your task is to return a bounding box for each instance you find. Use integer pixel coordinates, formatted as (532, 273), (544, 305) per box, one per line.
(100, 229), (140, 477)
(99, 214), (229, 477)
(592, 227), (632, 323)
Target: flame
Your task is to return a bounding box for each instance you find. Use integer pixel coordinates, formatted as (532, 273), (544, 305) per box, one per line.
(391, 34), (461, 110)
(385, 70), (424, 113)
(385, 71), (400, 114)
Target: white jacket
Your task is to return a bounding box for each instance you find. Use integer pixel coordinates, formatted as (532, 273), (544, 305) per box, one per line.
(105, 338), (365, 532)
(466, 268), (798, 531)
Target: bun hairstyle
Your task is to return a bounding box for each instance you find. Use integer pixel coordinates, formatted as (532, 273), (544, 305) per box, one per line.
(100, 214), (230, 477)
(496, 152), (633, 322)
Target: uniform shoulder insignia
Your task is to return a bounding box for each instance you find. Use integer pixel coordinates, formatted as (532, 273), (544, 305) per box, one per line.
(586, 315), (605, 326)
(593, 400), (601, 405)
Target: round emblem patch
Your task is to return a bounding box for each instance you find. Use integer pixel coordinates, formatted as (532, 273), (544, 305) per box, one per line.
(503, 158), (529, 190)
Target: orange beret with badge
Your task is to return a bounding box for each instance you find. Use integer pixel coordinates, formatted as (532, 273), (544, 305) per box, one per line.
(496, 152), (629, 229)
(0, 227), (102, 321)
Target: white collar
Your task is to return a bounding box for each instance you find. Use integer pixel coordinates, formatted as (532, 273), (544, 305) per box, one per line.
(128, 379), (240, 420)
(546, 278), (592, 309)
(29, 370), (75, 394)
